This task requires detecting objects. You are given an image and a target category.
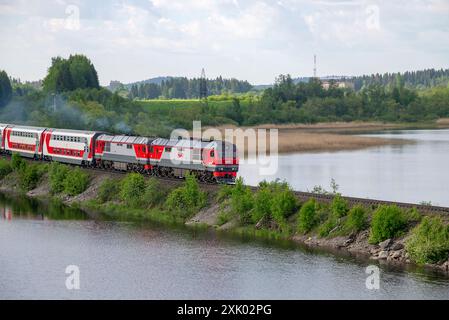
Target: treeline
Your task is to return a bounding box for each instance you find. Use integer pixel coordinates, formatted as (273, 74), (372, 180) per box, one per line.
(350, 68), (449, 91)
(245, 74), (449, 124)
(129, 76), (253, 99)
(2, 54), (449, 139)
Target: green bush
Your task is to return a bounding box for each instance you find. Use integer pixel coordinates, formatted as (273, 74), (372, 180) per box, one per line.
(331, 194), (349, 218)
(216, 184), (233, 202)
(19, 164), (42, 191)
(369, 205), (407, 244)
(165, 173), (206, 218)
(406, 216), (449, 264)
(229, 177), (254, 224)
(217, 211), (232, 226)
(62, 168), (89, 196)
(297, 198), (318, 233)
(49, 162), (70, 194)
(143, 178), (166, 208)
(318, 216), (338, 237)
(0, 159), (12, 178)
(344, 205), (368, 233)
(120, 173), (146, 206)
(97, 178), (120, 203)
(252, 180), (297, 230)
(11, 153), (26, 171)
(405, 207), (422, 223)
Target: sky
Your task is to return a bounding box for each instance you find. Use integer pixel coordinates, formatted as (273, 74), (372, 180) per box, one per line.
(0, 0), (448, 86)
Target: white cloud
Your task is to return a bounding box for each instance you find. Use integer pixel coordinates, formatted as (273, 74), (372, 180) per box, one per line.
(0, 0), (448, 84)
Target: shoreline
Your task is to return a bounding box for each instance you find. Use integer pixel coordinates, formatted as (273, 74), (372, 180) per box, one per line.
(200, 121), (449, 155)
(1, 164), (448, 277)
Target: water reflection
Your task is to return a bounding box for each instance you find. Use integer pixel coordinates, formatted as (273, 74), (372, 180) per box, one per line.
(0, 193), (87, 221)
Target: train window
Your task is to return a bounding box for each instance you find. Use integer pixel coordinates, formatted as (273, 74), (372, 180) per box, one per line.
(165, 147), (172, 152)
(210, 150), (215, 157)
(127, 144), (132, 149)
(149, 146), (154, 153)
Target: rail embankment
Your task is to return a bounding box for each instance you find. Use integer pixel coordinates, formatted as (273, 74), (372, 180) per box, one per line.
(1, 154), (449, 274)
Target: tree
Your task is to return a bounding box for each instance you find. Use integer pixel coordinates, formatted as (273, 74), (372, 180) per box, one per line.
(43, 54), (99, 93)
(0, 70), (12, 108)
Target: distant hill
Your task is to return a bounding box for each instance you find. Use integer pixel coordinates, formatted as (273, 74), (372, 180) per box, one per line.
(107, 76), (173, 92)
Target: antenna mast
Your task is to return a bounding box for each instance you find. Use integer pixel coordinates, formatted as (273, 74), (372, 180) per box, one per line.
(313, 54), (317, 78)
(199, 68), (207, 100)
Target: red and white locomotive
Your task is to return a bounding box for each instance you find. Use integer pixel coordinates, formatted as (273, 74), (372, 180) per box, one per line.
(0, 123), (238, 183)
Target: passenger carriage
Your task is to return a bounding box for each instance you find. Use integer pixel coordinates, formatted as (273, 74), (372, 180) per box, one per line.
(3, 125), (47, 159)
(42, 128), (101, 165)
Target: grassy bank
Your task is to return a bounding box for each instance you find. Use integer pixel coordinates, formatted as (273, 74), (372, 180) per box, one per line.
(1, 154), (449, 273)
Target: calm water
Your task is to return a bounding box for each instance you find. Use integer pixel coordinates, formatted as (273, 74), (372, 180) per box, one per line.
(239, 129), (449, 206)
(0, 195), (448, 299)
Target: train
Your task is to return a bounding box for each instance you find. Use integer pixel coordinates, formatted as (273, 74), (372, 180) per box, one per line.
(0, 123), (239, 183)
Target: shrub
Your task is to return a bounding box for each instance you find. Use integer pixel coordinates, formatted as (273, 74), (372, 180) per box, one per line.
(63, 168), (90, 196)
(216, 184), (233, 202)
(405, 207), (422, 223)
(344, 206), (368, 233)
(331, 194), (349, 218)
(318, 216), (338, 238)
(252, 180), (297, 230)
(49, 162), (70, 194)
(406, 217), (449, 264)
(369, 205), (407, 244)
(165, 173), (206, 218)
(297, 198), (318, 233)
(120, 173), (146, 206)
(19, 164), (42, 190)
(97, 178), (120, 203)
(252, 184), (272, 223)
(0, 159), (12, 179)
(229, 177), (253, 224)
(217, 211), (232, 226)
(11, 153), (26, 171)
(143, 178), (166, 208)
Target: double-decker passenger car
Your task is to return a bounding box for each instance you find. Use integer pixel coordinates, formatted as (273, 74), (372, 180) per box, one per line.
(3, 125), (47, 158)
(42, 128), (102, 165)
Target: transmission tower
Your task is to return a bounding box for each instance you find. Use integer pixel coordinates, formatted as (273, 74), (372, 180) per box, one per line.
(199, 68), (207, 100)
(313, 54), (317, 78)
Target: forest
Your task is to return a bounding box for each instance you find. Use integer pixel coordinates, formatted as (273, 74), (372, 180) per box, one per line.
(350, 68), (449, 91)
(127, 76), (254, 99)
(1, 55), (449, 138)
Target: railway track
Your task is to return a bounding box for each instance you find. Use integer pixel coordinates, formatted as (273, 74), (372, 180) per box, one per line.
(293, 191), (449, 215)
(5, 154), (449, 215)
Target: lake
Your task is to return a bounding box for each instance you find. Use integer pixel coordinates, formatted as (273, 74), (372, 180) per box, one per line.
(0, 194), (448, 299)
(239, 129), (449, 206)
